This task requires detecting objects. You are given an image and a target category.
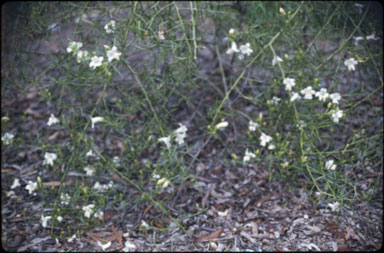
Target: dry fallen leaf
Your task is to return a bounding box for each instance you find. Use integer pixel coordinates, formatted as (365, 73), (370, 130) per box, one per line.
(194, 227), (224, 243)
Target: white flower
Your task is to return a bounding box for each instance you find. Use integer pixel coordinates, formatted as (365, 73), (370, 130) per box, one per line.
(82, 204), (95, 218)
(140, 220), (149, 229)
(11, 178), (21, 189)
(153, 173), (160, 180)
(47, 114), (59, 126)
(89, 56), (104, 69)
(270, 96), (281, 105)
(104, 20), (116, 34)
(279, 7), (286, 16)
(157, 177), (171, 188)
(366, 33), (379, 40)
(91, 116), (104, 128)
(2, 132), (14, 145)
(66, 41), (82, 54)
(272, 55), (283, 66)
(94, 210), (104, 219)
(260, 132), (272, 147)
(97, 241), (112, 251)
(112, 156), (121, 167)
(315, 88), (329, 102)
(41, 215), (52, 228)
(328, 201), (340, 212)
(239, 43), (253, 56)
(228, 28), (235, 35)
(43, 152), (57, 166)
(159, 136), (171, 149)
(84, 166), (95, 176)
(248, 120), (259, 132)
(290, 92), (301, 102)
(268, 144), (276, 150)
(243, 149), (256, 163)
(76, 50), (89, 63)
(67, 234), (76, 243)
(215, 121), (229, 130)
(106, 46), (121, 62)
(158, 30), (165, 40)
(353, 36), (364, 45)
(57, 216), (63, 222)
(226, 42), (239, 55)
(60, 193), (71, 205)
(175, 123), (188, 145)
(325, 160), (336, 170)
(300, 86), (316, 100)
(217, 209), (229, 217)
(123, 241), (137, 252)
(86, 149), (96, 157)
(344, 57), (358, 71)
(283, 78), (296, 91)
(329, 93), (341, 104)
(331, 108), (343, 123)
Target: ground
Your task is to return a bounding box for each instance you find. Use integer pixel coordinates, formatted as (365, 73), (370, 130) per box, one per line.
(1, 2), (383, 252)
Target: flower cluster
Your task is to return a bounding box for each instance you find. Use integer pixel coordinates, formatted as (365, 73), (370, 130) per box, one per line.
(159, 123), (188, 148)
(66, 21), (121, 69)
(2, 132), (14, 145)
(226, 41), (253, 60)
(93, 181), (114, 193)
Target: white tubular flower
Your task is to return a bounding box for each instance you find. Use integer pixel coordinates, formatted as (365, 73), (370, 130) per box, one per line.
(366, 33), (379, 40)
(66, 41), (83, 54)
(47, 114), (59, 126)
(25, 181), (37, 194)
(84, 166), (95, 176)
(106, 46), (121, 62)
(270, 96), (281, 105)
(158, 30), (165, 40)
(67, 234), (76, 243)
(175, 123), (188, 145)
(76, 50), (89, 63)
(157, 177), (171, 188)
(239, 43), (253, 56)
(329, 93), (341, 104)
(248, 120), (259, 132)
(229, 28), (235, 35)
(91, 116), (104, 128)
(328, 201), (340, 212)
(268, 144), (276, 150)
(260, 132), (272, 147)
(331, 108), (343, 123)
(159, 136), (171, 148)
(243, 149), (256, 163)
(43, 152), (57, 166)
(2, 132), (14, 145)
(89, 56), (104, 69)
(215, 121), (229, 130)
(104, 20), (116, 34)
(300, 86), (316, 100)
(97, 241), (112, 251)
(315, 88), (329, 102)
(11, 178), (21, 189)
(226, 42), (239, 55)
(283, 77), (296, 91)
(325, 160), (336, 170)
(82, 204), (95, 218)
(290, 92), (301, 102)
(86, 149), (96, 157)
(344, 57), (358, 71)
(272, 55), (283, 66)
(41, 215), (52, 228)
(57, 216), (63, 222)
